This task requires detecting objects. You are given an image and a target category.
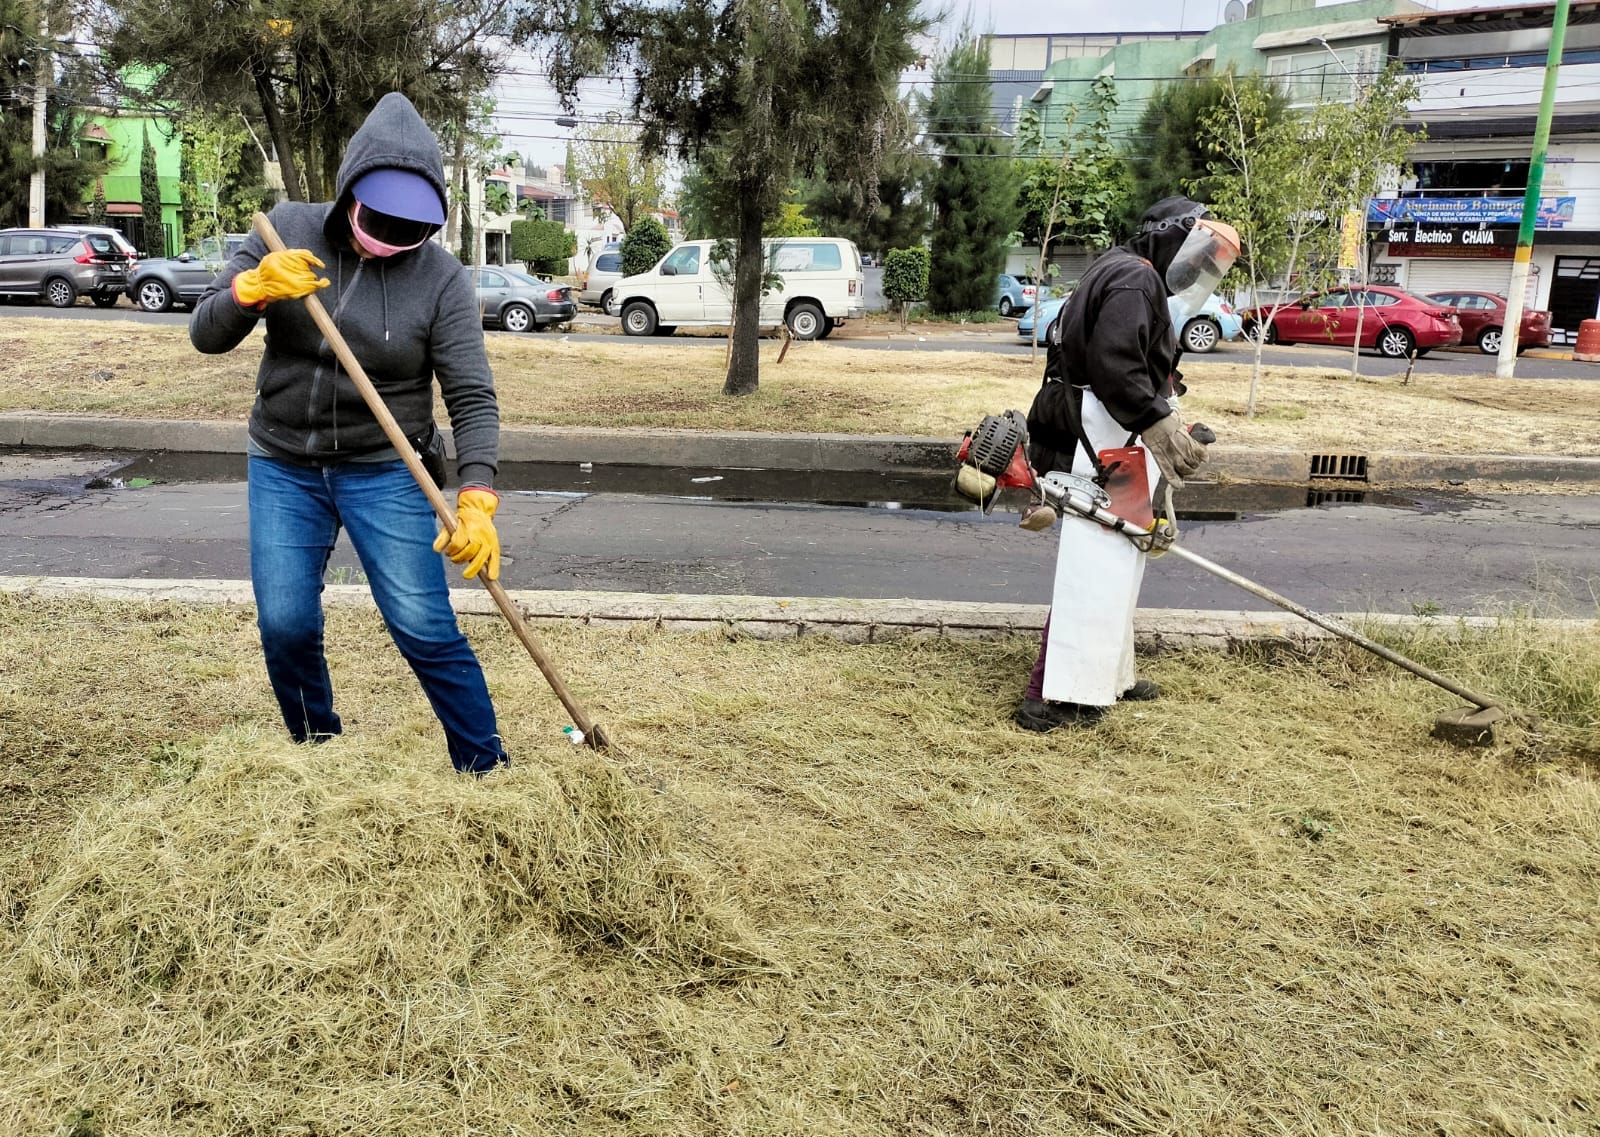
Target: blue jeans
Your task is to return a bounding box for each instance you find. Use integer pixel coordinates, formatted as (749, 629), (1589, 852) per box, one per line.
(248, 455), (508, 773)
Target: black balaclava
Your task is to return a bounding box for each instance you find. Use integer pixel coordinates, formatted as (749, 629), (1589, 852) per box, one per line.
(1124, 196), (1209, 286)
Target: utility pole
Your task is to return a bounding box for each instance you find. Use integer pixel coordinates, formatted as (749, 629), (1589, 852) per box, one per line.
(1497, 0), (1570, 379)
(27, 7), (49, 227)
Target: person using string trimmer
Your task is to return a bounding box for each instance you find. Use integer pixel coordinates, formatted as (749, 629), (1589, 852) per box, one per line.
(1013, 196), (1239, 732)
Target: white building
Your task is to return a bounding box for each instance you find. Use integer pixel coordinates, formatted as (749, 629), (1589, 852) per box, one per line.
(1377, 2), (1600, 344)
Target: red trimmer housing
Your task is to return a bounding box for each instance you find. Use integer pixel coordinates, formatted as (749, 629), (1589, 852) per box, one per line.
(955, 411), (1038, 511)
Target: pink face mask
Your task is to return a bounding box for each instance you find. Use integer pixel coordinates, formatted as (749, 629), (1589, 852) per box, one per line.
(349, 203), (428, 258)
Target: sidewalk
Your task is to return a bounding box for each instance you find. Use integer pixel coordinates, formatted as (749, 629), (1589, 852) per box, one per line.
(4, 413), (1600, 486)
(6, 575), (1589, 647)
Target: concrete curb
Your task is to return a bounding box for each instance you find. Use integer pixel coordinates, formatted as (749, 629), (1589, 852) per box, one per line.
(3, 576), (1592, 648)
(3, 414), (1600, 485)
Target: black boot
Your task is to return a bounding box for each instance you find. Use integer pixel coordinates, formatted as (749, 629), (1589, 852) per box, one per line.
(1015, 698), (1106, 733)
(1122, 680), (1161, 702)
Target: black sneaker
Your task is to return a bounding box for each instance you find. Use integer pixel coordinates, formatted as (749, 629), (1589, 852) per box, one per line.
(1014, 698), (1107, 732)
(1122, 680), (1162, 702)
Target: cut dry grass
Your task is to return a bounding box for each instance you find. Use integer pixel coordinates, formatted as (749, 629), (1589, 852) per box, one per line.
(2, 594), (1598, 1134)
(3, 320), (1598, 455)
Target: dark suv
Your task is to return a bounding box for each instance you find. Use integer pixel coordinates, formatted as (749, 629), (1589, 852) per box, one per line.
(125, 233), (247, 311)
(0, 228), (134, 307)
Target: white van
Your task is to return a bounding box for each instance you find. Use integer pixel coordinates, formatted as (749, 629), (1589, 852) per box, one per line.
(612, 237), (865, 340)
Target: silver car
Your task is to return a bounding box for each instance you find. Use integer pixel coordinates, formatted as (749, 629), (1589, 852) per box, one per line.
(0, 227), (133, 307)
(125, 234), (248, 312)
(474, 266), (576, 332)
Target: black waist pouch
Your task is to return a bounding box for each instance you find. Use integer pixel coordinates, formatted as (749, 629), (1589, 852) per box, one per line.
(415, 425), (448, 491)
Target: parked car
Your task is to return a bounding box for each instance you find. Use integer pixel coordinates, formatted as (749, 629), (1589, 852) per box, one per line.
(577, 243), (623, 314)
(124, 233), (248, 311)
(995, 273), (1037, 318)
(1240, 286), (1463, 358)
(613, 237), (865, 339)
(1017, 290), (1239, 354)
(475, 266), (576, 332)
(1425, 290), (1552, 355)
(0, 227), (133, 307)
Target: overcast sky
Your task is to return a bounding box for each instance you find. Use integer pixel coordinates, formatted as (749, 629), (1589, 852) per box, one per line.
(496, 0), (1469, 170)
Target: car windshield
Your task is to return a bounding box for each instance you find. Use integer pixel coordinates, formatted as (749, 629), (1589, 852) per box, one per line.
(505, 269), (547, 287)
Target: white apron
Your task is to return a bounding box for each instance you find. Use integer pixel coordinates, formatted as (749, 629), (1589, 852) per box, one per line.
(1042, 391), (1161, 707)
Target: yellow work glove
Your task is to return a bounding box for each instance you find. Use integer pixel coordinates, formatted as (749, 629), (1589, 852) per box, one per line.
(433, 488), (501, 581)
(232, 249), (331, 308)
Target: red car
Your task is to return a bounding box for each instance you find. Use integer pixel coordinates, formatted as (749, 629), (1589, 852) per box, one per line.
(1241, 286), (1463, 358)
(1425, 290), (1553, 355)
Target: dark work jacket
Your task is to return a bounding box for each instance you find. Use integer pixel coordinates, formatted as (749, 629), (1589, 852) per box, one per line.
(1027, 247), (1178, 472)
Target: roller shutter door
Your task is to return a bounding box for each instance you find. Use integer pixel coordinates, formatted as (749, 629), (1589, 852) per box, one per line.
(1402, 258), (1513, 298)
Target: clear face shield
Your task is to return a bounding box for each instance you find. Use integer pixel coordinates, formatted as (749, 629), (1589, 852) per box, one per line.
(1166, 218), (1240, 321)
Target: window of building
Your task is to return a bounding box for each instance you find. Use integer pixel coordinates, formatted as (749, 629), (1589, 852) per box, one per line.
(1267, 43), (1378, 106)
(1407, 159), (1529, 197)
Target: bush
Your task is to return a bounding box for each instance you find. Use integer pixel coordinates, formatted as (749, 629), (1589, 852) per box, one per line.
(882, 247), (929, 307)
(509, 219), (577, 276)
(621, 217), (672, 277)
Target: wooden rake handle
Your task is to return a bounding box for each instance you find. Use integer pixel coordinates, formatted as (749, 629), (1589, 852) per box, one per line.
(250, 212), (610, 749)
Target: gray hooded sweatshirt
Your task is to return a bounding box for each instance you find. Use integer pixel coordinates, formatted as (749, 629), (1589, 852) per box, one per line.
(191, 92), (498, 487)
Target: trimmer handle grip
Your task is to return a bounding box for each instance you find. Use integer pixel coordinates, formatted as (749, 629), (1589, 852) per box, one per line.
(1188, 422), (1217, 445)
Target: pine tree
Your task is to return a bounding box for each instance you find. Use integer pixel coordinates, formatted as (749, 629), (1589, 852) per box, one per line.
(88, 181), (107, 224)
(923, 36), (1019, 315)
(140, 126), (164, 256)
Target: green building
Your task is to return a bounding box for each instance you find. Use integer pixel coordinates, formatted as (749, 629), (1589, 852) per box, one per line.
(79, 112), (183, 258)
(1029, 0), (1427, 144)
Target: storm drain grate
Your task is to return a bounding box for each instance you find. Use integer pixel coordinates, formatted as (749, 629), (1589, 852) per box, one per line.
(1309, 453), (1369, 481)
(1306, 488), (1368, 507)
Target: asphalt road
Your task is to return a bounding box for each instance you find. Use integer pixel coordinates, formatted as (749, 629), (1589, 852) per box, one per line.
(3, 301), (1594, 380)
(3, 449), (1596, 618)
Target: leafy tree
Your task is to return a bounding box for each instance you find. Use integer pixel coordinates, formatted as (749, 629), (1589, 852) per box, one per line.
(1201, 67), (1421, 411)
(0, 2), (106, 228)
(93, 0), (508, 202)
(767, 195), (820, 239)
(881, 246), (929, 327)
(510, 217), (577, 275)
(484, 182), (512, 216)
(1016, 75), (1127, 257)
(526, 0), (924, 395)
(179, 110), (272, 249)
(799, 97), (931, 254)
(139, 127), (165, 256)
(567, 123), (664, 232)
(1121, 74), (1286, 233)
(922, 34), (1019, 315)
(620, 217), (671, 277)
(88, 180), (107, 224)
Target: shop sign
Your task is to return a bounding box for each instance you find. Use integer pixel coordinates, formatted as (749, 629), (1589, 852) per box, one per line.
(1384, 240), (1515, 260)
(1388, 226), (1518, 249)
(1367, 196), (1576, 229)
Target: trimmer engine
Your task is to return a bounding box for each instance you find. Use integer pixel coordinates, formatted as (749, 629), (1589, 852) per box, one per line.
(954, 411), (1038, 510)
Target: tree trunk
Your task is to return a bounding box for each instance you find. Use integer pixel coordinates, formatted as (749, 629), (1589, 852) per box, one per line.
(251, 63), (304, 203)
(445, 125), (466, 251)
(724, 191), (764, 397)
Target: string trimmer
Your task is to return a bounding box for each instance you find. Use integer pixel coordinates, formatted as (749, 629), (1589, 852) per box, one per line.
(955, 411), (1511, 744)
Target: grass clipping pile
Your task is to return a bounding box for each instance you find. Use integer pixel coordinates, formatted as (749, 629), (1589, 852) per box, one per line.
(3, 738), (768, 1133)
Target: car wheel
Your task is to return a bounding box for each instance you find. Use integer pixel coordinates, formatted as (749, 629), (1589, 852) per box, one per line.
(136, 279), (172, 312)
(621, 301), (658, 336)
(90, 293), (120, 309)
(817, 319), (836, 339)
(45, 277), (78, 308)
(1477, 326), (1502, 355)
(998, 297), (1015, 318)
(1377, 325), (1415, 359)
(786, 301), (825, 340)
(600, 289), (615, 316)
(1242, 319), (1271, 344)
(501, 303), (534, 333)
(1181, 317), (1220, 354)
(1047, 315), (1063, 346)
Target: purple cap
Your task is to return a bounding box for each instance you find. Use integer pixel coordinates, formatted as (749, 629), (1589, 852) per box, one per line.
(351, 168), (446, 225)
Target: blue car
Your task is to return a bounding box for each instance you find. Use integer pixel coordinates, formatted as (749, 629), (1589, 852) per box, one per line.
(1017, 291), (1242, 353)
(995, 273), (1038, 318)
